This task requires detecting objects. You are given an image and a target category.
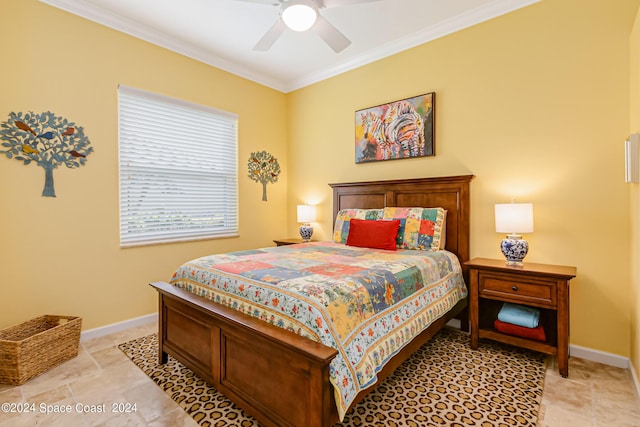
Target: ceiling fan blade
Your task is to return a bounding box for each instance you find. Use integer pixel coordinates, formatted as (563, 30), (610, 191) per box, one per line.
(253, 19), (287, 51)
(314, 14), (351, 53)
(320, 0), (381, 8)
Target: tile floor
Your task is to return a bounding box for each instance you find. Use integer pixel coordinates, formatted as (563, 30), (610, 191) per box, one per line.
(0, 321), (638, 426)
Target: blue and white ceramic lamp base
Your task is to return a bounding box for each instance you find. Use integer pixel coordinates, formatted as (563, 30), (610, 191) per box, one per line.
(500, 234), (529, 266)
(299, 224), (313, 242)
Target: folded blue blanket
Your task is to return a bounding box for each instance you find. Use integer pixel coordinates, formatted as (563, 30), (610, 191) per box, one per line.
(497, 303), (540, 328)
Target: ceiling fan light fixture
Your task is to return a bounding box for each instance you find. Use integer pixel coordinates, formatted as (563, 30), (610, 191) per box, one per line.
(281, 0), (318, 32)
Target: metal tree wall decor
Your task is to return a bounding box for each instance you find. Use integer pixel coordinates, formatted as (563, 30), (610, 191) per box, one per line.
(247, 150), (280, 201)
(0, 111), (94, 197)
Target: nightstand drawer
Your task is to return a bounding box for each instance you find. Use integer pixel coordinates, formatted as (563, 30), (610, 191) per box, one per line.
(478, 273), (557, 308)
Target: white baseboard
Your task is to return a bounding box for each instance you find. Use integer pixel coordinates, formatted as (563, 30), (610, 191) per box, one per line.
(80, 313), (157, 342)
(569, 343), (629, 369)
(631, 361), (640, 401)
(78, 313), (640, 399)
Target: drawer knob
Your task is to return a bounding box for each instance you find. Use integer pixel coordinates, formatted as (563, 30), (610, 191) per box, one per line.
(512, 285), (519, 291)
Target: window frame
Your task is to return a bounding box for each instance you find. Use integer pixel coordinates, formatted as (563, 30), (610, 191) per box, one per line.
(118, 85), (239, 247)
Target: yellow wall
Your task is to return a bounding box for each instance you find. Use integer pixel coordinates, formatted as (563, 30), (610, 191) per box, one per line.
(630, 6), (640, 377)
(0, 1), (288, 330)
(287, 0), (639, 357)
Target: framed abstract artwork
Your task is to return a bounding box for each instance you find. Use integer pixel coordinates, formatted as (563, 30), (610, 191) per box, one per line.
(355, 92), (435, 163)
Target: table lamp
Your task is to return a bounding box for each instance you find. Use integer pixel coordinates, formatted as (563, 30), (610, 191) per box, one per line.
(297, 204), (316, 242)
(495, 203), (533, 266)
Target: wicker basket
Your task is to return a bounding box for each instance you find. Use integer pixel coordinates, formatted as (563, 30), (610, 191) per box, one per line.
(0, 315), (82, 385)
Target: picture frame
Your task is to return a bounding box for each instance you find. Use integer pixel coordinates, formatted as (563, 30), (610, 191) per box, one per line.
(355, 92), (435, 164)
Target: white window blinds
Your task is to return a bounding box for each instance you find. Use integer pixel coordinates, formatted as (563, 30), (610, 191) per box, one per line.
(118, 85), (238, 247)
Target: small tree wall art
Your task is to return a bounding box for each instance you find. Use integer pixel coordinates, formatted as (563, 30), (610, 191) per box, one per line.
(247, 150), (280, 201)
(0, 111), (94, 197)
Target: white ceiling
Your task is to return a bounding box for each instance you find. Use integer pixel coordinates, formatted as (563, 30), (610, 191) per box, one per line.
(40, 0), (539, 93)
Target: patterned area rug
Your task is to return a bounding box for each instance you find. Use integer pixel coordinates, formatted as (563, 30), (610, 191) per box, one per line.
(118, 328), (546, 427)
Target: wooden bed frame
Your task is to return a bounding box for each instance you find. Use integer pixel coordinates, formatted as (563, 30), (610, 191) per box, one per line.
(150, 174), (473, 427)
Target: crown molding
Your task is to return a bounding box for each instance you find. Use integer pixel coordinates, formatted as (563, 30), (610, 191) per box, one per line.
(40, 0), (540, 93)
(286, 0), (541, 91)
(39, 0), (288, 91)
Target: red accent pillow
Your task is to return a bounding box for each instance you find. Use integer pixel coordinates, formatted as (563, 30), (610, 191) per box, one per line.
(346, 219), (400, 250)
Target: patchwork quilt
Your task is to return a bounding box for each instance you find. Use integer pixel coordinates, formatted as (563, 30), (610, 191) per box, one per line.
(170, 241), (467, 420)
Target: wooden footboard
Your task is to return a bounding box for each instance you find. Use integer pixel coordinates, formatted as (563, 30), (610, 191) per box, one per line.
(151, 281), (467, 427)
(152, 281), (339, 427)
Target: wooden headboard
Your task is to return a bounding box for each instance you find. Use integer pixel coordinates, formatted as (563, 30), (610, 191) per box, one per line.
(329, 175), (474, 266)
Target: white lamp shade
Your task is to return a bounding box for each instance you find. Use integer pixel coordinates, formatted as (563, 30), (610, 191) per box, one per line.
(495, 203), (534, 234)
(297, 204), (316, 223)
(282, 1), (318, 31)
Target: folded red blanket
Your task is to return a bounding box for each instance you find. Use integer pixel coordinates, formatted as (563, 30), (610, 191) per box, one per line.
(494, 319), (546, 342)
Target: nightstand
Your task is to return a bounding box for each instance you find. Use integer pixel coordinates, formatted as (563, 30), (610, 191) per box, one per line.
(273, 238), (315, 246)
(465, 257), (577, 377)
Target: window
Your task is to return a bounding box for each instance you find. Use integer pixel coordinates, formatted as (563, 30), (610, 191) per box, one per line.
(118, 85), (238, 247)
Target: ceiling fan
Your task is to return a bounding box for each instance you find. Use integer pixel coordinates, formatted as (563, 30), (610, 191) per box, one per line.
(236, 0), (381, 53)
